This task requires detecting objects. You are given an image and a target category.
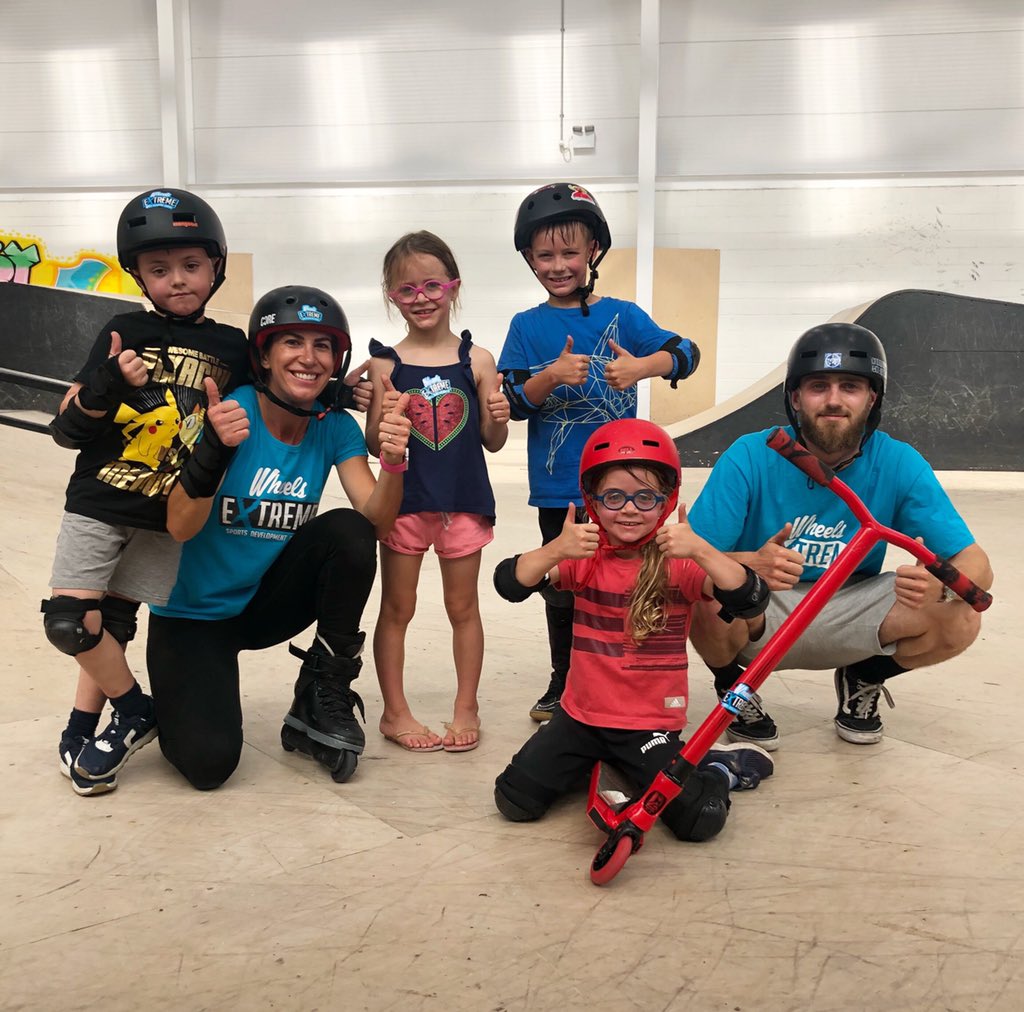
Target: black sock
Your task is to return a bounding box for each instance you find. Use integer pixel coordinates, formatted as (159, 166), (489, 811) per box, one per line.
(846, 655), (907, 683)
(66, 707), (101, 739)
(709, 661), (745, 695)
(110, 681), (151, 718)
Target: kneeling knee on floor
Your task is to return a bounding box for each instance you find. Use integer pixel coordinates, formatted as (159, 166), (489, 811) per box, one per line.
(661, 769), (731, 843)
(494, 766), (555, 822)
(164, 739), (241, 792)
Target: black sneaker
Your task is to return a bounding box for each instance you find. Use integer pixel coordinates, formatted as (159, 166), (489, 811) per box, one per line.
(704, 742), (774, 790)
(834, 668), (894, 744)
(59, 731), (117, 796)
(529, 674), (565, 722)
(74, 703), (158, 780)
(718, 689), (780, 751)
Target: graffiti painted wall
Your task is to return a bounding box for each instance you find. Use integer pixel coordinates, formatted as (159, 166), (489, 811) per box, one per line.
(0, 231), (141, 295)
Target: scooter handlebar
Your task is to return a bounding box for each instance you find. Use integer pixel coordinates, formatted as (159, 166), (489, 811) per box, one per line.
(924, 555), (993, 612)
(766, 427), (836, 486)
(767, 428), (992, 613)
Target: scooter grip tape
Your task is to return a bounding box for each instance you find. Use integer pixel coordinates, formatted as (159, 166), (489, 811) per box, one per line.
(766, 427), (836, 486)
(925, 557), (993, 612)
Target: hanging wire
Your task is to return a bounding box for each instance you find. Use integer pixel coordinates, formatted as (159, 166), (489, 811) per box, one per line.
(559, 0), (572, 161)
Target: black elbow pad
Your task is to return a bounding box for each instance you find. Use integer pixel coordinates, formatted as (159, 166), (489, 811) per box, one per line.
(713, 565), (770, 623)
(493, 555), (550, 603)
(660, 336), (700, 388)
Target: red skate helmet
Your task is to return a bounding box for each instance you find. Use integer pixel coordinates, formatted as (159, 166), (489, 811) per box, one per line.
(579, 419), (681, 547)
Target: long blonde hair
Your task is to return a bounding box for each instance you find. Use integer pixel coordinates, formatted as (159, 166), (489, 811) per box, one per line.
(629, 540), (671, 643)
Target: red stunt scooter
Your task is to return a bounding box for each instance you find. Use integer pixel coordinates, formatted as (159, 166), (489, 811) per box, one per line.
(587, 427), (993, 886)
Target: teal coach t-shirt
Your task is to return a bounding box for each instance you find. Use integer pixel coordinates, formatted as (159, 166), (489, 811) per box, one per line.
(152, 385), (366, 620)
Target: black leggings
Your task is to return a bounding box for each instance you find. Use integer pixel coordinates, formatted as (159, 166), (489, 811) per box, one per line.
(147, 509), (377, 790)
(538, 506), (581, 679)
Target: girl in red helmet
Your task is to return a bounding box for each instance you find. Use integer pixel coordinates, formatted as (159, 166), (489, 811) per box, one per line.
(493, 418), (773, 842)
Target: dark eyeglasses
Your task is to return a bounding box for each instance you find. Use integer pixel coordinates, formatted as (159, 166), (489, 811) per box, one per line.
(387, 278), (459, 305)
(591, 489), (666, 512)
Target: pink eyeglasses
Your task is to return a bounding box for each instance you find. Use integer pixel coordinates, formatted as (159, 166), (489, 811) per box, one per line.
(387, 278), (460, 305)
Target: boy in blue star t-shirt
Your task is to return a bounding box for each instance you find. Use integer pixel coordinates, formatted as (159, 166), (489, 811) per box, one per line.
(497, 182), (700, 721)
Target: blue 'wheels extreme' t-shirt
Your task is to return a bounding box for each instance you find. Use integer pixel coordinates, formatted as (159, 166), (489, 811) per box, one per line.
(152, 385), (367, 620)
(687, 427), (975, 582)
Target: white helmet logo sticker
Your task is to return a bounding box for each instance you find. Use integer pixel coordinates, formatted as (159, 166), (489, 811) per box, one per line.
(824, 353), (842, 369)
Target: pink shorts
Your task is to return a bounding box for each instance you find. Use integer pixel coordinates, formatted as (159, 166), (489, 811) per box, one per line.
(382, 512), (494, 559)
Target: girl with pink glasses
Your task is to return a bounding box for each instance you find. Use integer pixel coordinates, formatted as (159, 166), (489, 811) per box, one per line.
(366, 231), (510, 753)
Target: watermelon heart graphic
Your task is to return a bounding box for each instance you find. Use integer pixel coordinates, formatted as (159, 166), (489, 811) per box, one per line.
(407, 389), (468, 450)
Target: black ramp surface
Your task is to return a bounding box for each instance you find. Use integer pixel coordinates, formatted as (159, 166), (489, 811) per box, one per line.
(676, 289), (1024, 471)
(0, 283), (134, 413)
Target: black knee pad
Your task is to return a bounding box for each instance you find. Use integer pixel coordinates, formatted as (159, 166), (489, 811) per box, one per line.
(41, 596), (103, 656)
(661, 769), (731, 843)
(494, 766), (554, 822)
(100, 597), (141, 647)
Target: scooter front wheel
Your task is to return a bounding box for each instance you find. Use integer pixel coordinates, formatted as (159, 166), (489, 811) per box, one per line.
(590, 835), (634, 886)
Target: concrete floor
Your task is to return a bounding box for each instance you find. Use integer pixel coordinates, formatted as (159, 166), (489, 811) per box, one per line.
(2, 421), (1023, 1012)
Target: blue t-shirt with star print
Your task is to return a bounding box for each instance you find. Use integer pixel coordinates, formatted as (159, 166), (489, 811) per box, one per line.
(497, 297), (693, 507)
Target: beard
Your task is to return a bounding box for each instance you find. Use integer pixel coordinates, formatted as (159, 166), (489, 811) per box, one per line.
(798, 401), (872, 457)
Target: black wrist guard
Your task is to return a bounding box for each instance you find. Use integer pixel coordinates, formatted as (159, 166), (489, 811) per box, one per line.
(713, 565), (770, 623)
(493, 555), (551, 603)
(76, 356), (136, 411)
(49, 400), (110, 449)
(177, 420), (237, 499)
(334, 381), (358, 411)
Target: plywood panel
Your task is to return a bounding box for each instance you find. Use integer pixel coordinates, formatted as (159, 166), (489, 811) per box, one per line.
(597, 248), (720, 427)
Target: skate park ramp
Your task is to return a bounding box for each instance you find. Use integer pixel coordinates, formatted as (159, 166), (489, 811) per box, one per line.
(670, 289), (1024, 470)
(0, 282), (133, 419)
(0, 266), (251, 429)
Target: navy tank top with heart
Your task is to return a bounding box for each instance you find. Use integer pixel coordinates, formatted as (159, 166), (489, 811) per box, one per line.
(369, 331), (496, 522)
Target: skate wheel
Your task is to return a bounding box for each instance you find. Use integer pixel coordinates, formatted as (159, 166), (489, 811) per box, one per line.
(280, 725), (298, 752)
(590, 835), (633, 886)
(330, 750), (358, 783)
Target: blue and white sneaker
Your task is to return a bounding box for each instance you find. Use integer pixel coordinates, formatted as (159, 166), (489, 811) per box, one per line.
(703, 742), (774, 790)
(59, 730), (117, 796)
(74, 704), (157, 781)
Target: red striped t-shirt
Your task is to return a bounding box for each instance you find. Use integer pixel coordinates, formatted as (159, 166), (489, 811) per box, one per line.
(556, 553), (709, 731)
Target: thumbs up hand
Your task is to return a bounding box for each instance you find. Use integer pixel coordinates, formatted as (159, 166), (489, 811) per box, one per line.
(342, 358), (373, 413)
(203, 376), (249, 447)
(752, 523), (804, 589)
(380, 372), (402, 416)
(602, 338), (643, 391)
(109, 331), (149, 388)
(555, 502), (600, 559)
(379, 378), (411, 466)
(486, 372), (511, 424)
(548, 334), (590, 387)
(656, 504), (700, 559)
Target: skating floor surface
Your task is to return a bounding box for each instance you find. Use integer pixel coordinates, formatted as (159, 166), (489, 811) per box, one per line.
(2, 422), (1023, 1011)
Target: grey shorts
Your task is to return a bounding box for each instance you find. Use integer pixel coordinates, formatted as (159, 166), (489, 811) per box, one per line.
(737, 572), (898, 671)
(49, 512), (182, 606)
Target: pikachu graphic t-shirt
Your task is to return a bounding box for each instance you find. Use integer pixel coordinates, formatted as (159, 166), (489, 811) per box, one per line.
(62, 311), (249, 531)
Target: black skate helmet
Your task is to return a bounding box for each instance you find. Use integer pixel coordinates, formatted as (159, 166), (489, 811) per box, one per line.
(513, 183), (611, 315)
(248, 285), (352, 419)
(116, 188), (228, 321)
(784, 322), (887, 439)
